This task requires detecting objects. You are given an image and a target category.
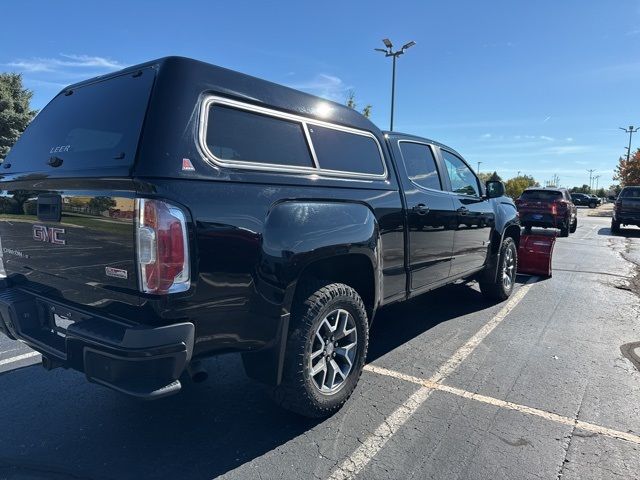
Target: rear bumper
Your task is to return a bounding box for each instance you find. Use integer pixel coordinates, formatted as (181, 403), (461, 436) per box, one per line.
(0, 286), (194, 399)
(614, 213), (640, 225)
(520, 213), (565, 228)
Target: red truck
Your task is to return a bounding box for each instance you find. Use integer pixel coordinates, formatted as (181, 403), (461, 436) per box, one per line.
(515, 187), (577, 237)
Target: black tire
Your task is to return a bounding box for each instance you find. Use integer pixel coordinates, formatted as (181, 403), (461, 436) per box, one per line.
(270, 282), (369, 418)
(611, 219), (621, 234)
(480, 237), (517, 302)
(559, 220), (570, 237)
(589, 202), (596, 209)
(570, 217), (577, 233)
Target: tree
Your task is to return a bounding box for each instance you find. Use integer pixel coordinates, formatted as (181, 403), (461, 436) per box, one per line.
(345, 90), (373, 119)
(614, 148), (640, 186)
(504, 175), (538, 199)
(88, 196), (116, 215)
(488, 171), (502, 182)
(570, 184), (591, 194)
(477, 172), (492, 183)
(0, 73), (37, 162)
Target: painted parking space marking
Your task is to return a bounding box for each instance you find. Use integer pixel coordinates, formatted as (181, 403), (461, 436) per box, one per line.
(328, 277), (538, 480)
(0, 351), (41, 367)
(365, 364), (640, 447)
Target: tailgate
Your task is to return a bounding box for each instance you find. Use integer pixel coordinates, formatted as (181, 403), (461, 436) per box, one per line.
(0, 182), (141, 307)
(0, 69), (156, 308)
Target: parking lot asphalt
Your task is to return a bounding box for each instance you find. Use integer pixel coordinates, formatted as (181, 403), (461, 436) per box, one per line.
(1, 206), (639, 480)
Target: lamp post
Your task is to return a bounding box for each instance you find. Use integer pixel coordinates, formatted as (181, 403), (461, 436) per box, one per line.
(375, 38), (416, 131)
(477, 161), (482, 174)
(620, 125), (639, 162)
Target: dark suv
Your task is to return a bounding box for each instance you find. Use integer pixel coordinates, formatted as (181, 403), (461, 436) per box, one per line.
(0, 57), (520, 417)
(571, 192), (599, 208)
(516, 187), (577, 237)
(612, 186), (640, 233)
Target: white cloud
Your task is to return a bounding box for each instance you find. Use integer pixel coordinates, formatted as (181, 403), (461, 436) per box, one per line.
(539, 135), (555, 141)
(5, 54), (123, 73)
(543, 115), (552, 123)
(287, 73), (351, 102)
(543, 145), (592, 155)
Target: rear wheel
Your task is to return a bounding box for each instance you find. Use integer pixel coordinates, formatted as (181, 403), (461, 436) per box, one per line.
(611, 219), (621, 234)
(559, 219), (570, 237)
(570, 216), (578, 233)
(270, 282), (369, 418)
(589, 202), (596, 209)
(480, 237), (517, 301)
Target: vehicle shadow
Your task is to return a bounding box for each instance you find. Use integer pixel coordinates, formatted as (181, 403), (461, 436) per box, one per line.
(0, 278), (529, 480)
(598, 227), (640, 238)
(367, 275), (529, 362)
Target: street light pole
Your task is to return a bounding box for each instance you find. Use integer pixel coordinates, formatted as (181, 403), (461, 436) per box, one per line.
(375, 39), (416, 131)
(586, 169), (595, 191)
(477, 161), (482, 174)
(620, 125), (639, 162)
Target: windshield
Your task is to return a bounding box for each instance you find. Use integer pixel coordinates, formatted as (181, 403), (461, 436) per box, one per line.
(520, 190), (562, 201)
(4, 68), (155, 174)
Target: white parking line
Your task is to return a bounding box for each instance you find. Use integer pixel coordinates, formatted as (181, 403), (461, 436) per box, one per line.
(328, 278), (538, 480)
(365, 364), (640, 447)
(0, 351), (41, 367)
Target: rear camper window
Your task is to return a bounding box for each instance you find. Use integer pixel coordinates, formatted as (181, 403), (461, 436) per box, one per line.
(620, 187), (640, 198)
(4, 69), (155, 173)
(205, 105), (314, 168)
(307, 124), (385, 176)
(201, 98), (387, 178)
(520, 190), (563, 201)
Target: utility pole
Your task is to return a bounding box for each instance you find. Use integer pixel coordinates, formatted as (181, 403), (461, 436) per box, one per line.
(477, 161), (482, 174)
(375, 39), (416, 131)
(586, 169), (595, 192)
(594, 175), (600, 191)
(620, 125), (639, 162)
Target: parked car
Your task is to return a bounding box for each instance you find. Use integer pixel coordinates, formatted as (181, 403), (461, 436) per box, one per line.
(516, 187), (577, 237)
(0, 56), (521, 418)
(612, 186), (640, 233)
(571, 192), (599, 208)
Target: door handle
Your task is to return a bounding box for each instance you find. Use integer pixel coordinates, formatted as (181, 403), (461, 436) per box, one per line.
(412, 203), (429, 215)
(457, 206), (469, 215)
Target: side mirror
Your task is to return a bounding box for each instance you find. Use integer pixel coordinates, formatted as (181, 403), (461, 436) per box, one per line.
(486, 180), (505, 198)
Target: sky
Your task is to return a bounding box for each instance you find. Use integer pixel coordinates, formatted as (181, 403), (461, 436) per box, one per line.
(2, 0), (639, 189)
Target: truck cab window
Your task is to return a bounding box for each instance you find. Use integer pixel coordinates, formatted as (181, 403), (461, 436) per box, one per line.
(442, 150), (479, 197)
(398, 142), (442, 190)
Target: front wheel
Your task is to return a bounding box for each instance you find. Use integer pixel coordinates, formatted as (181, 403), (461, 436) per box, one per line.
(480, 237), (517, 301)
(270, 282), (369, 418)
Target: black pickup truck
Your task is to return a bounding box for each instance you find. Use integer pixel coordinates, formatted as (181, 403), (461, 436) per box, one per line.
(0, 57), (520, 417)
(612, 186), (640, 233)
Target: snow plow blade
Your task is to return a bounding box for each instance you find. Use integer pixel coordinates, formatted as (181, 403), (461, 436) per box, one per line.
(517, 233), (556, 278)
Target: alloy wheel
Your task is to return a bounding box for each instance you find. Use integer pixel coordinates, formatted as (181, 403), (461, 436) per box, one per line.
(309, 308), (358, 395)
(502, 247), (516, 290)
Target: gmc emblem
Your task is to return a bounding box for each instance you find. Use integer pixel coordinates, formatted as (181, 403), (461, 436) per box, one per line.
(33, 225), (66, 245)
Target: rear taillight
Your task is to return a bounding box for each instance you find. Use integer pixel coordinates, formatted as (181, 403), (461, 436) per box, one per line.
(551, 202), (558, 215)
(135, 198), (190, 294)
